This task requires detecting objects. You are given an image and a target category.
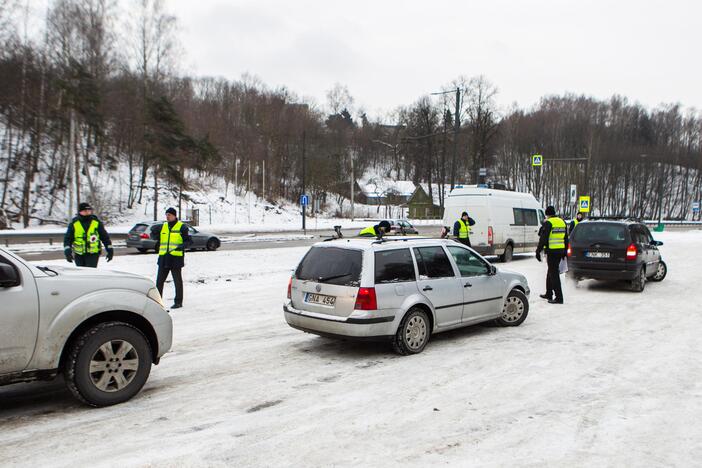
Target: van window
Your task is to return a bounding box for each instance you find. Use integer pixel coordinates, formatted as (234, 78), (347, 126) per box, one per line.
(375, 249), (415, 284)
(512, 208), (524, 226)
(538, 210), (545, 225)
(522, 209), (538, 226)
(447, 246), (489, 277)
(295, 247), (362, 286)
(413, 247), (455, 279)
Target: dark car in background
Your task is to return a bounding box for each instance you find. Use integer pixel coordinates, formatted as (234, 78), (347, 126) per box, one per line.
(388, 219), (419, 235)
(126, 221), (221, 253)
(567, 219), (667, 292)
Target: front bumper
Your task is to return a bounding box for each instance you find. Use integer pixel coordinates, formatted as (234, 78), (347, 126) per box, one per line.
(283, 302), (395, 341)
(143, 299), (173, 361)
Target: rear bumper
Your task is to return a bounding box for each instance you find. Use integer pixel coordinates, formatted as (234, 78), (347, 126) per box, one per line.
(283, 302), (395, 341)
(126, 239), (157, 249)
(568, 263), (638, 280)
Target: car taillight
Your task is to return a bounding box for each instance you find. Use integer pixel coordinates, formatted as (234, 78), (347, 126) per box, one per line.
(287, 276), (292, 299)
(487, 226), (494, 246)
(626, 243), (637, 260)
(567, 245), (572, 257)
(140, 233), (149, 239)
(354, 287), (377, 310)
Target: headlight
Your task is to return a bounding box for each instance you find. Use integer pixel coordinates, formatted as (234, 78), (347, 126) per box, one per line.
(147, 287), (165, 307)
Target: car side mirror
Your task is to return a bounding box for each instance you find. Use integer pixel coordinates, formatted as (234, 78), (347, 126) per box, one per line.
(0, 264), (19, 287)
(651, 240), (663, 246)
(488, 264), (497, 276)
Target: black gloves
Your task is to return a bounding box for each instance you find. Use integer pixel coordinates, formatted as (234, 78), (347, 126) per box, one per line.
(106, 247), (114, 262)
(64, 248), (73, 263)
(535, 251), (542, 262)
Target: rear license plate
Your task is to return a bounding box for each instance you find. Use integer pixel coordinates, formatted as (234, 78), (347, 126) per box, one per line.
(305, 293), (336, 306)
(586, 251), (610, 258)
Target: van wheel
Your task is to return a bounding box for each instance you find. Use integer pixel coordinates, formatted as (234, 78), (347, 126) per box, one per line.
(392, 308), (430, 355)
(630, 267), (646, 292)
(651, 260), (667, 282)
(500, 244), (513, 262)
(495, 289), (529, 326)
(64, 322), (152, 407)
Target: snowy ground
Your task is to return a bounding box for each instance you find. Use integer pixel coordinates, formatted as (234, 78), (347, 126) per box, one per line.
(1, 231), (701, 467)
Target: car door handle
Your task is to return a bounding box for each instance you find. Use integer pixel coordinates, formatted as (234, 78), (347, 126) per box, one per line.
(464, 282), (472, 288)
(422, 286), (433, 291)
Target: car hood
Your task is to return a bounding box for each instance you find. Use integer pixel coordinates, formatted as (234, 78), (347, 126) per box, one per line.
(36, 265), (154, 293)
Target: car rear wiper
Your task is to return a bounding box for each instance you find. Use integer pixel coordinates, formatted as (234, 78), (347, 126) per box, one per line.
(317, 273), (351, 282)
(37, 266), (58, 276)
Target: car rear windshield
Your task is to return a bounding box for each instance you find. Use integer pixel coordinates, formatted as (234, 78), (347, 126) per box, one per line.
(131, 223), (148, 233)
(375, 249), (416, 283)
(572, 223), (629, 246)
(295, 247), (362, 286)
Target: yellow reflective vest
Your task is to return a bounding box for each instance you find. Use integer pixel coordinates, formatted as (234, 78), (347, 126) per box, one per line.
(457, 219), (471, 239)
(160, 221), (184, 257)
(72, 219), (100, 255)
(359, 226), (377, 237)
(548, 217), (567, 250)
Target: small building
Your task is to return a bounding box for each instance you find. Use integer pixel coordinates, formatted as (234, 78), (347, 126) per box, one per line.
(407, 186), (444, 219)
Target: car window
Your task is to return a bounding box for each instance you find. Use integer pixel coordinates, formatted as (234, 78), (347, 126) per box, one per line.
(512, 208), (524, 226)
(131, 223), (148, 233)
(447, 246), (489, 277)
(295, 247), (362, 286)
(572, 223), (628, 245)
(639, 225), (653, 243)
(0, 253), (20, 287)
(522, 209), (538, 226)
(413, 246), (455, 279)
(375, 249), (416, 284)
(538, 210), (545, 224)
(188, 227), (196, 234)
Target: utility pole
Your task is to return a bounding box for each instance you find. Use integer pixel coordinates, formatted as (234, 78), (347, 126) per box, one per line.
(234, 159), (238, 224)
(658, 162), (664, 225)
(452, 87), (460, 189)
(301, 130), (306, 232)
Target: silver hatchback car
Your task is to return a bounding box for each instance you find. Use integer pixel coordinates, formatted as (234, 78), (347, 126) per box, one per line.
(284, 237), (530, 355)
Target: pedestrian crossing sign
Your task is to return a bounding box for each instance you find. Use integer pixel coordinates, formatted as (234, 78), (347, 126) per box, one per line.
(532, 154), (543, 167)
(579, 196), (591, 213)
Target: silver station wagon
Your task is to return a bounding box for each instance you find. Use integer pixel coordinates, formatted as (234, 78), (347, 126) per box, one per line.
(284, 237), (530, 355)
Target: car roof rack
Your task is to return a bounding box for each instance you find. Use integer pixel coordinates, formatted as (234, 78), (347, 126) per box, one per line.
(370, 236), (433, 245)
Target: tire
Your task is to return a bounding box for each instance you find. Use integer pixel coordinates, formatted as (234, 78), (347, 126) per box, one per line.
(651, 260), (667, 282)
(64, 321), (152, 407)
(500, 244), (514, 263)
(495, 289), (529, 327)
(206, 237), (220, 251)
(137, 248), (148, 253)
(392, 308), (431, 355)
(630, 266), (646, 292)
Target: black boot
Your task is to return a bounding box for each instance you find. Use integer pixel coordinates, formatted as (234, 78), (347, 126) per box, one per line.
(548, 298), (564, 304)
(171, 303), (183, 309)
(540, 293), (552, 300)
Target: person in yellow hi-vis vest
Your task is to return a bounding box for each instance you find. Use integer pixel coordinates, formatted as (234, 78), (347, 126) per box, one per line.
(358, 220), (391, 239)
(535, 205), (569, 304)
(150, 207), (192, 309)
(453, 211), (476, 247)
(63, 202), (113, 268)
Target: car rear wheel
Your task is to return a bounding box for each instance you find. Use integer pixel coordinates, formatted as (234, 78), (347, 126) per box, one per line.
(500, 244), (513, 263)
(651, 260), (667, 282)
(495, 289), (529, 326)
(392, 308), (430, 355)
(64, 321), (152, 407)
(153, 242), (160, 254)
(137, 248), (148, 253)
(630, 267), (646, 292)
(206, 237), (220, 251)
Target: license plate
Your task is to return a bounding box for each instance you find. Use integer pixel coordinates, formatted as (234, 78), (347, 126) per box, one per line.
(586, 251), (610, 258)
(305, 293), (336, 306)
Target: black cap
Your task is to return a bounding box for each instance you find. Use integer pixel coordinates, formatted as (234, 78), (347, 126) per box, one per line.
(461, 211), (468, 217)
(545, 206), (556, 216)
(378, 220), (391, 229)
(78, 202), (92, 211)
(165, 207), (177, 216)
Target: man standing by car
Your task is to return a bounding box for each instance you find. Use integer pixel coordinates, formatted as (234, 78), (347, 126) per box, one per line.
(63, 202), (113, 268)
(359, 220), (392, 239)
(569, 211), (584, 234)
(535, 205), (568, 304)
(453, 211), (476, 247)
(151, 207), (192, 309)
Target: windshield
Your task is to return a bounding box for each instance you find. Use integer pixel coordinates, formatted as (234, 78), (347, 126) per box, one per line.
(572, 223), (628, 246)
(295, 247), (362, 286)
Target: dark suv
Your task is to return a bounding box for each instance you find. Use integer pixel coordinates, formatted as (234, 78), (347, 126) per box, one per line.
(567, 219), (667, 292)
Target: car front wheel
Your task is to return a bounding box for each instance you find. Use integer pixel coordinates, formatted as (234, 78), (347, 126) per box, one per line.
(495, 289), (529, 326)
(206, 238), (220, 251)
(64, 322), (152, 407)
(651, 260), (667, 282)
(392, 308), (430, 355)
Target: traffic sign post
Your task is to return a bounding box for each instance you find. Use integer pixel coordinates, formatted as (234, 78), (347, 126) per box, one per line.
(578, 196), (591, 213)
(532, 154), (543, 167)
(693, 201), (700, 214)
(570, 184), (577, 203)
(300, 194), (309, 233)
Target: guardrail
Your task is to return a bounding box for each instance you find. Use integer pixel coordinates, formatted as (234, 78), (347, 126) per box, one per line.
(0, 231), (128, 247)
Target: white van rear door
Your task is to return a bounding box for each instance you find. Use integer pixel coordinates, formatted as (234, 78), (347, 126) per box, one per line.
(522, 208), (541, 251)
(508, 205), (527, 253)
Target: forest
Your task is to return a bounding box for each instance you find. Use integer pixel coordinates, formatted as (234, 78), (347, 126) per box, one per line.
(1, 0), (700, 228)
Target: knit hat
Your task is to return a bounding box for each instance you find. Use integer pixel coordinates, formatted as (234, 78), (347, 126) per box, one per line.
(165, 207), (177, 216)
(78, 202), (92, 211)
(545, 206), (556, 216)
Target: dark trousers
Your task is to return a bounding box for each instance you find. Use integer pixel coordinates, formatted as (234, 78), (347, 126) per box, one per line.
(157, 266), (183, 305)
(75, 254), (99, 268)
(546, 253), (563, 300)
(457, 237), (471, 247)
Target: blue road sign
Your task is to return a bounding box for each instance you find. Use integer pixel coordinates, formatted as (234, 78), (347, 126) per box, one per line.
(693, 202), (700, 213)
(300, 194), (309, 206)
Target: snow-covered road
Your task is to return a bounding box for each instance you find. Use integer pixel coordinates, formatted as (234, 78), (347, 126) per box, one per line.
(1, 231), (701, 467)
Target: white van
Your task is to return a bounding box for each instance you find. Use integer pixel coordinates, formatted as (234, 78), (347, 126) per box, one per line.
(442, 186), (544, 262)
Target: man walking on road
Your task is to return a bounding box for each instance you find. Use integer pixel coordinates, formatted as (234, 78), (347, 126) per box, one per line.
(152, 207), (192, 309)
(453, 211), (476, 247)
(63, 202), (113, 268)
(535, 205), (569, 304)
